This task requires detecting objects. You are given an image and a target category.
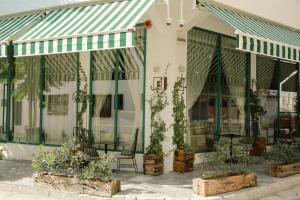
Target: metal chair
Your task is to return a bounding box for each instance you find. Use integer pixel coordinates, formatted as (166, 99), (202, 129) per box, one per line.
(116, 128), (139, 174)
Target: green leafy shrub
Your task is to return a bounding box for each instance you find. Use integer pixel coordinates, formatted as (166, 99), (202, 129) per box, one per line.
(32, 139), (113, 182)
(265, 143), (300, 165)
(146, 80), (168, 154)
(172, 76), (189, 150)
(32, 139), (90, 177)
(203, 138), (252, 179)
(80, 154), (114, 182)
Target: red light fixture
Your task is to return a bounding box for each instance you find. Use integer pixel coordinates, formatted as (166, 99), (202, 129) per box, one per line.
(144, 20), (152, 29)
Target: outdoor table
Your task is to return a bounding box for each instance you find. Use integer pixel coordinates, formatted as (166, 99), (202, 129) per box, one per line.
(96, 141), (115, 154)
(220, 133), (243, 163)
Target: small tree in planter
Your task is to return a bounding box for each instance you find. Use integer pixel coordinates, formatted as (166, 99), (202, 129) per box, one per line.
(144, 81), (168, 176)
(172, 76), (194, 173)
(265, 143), (300, 177)
(193, 138), (257, 197)
(249, 89), (267, 156)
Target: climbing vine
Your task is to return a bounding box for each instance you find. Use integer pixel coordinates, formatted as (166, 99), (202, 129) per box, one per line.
(172, 76), (188, 150)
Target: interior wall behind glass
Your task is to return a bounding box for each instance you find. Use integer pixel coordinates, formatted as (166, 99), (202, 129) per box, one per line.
(187, 28), (218, 152)
(257, 56), (277, 143)
(221, 37), (247, 135)
(13, 56), (40, 143)
(43, 53), (78, 144)
(117, 26), (145, 152)
(92, 50), (116, 150)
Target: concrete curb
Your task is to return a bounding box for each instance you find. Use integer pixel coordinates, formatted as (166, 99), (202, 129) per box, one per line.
(1, 174), (300, 200)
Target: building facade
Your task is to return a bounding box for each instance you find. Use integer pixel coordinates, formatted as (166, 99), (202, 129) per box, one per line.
(0, 0), (300, 172)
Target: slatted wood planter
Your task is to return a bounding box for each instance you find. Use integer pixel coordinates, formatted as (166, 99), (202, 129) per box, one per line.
(143, 153), (164, 176)
(270, 162), (300, 178)
(34, 174), (120, 198)
(192, 172), (257, 197)
(173, 149), (195, 173)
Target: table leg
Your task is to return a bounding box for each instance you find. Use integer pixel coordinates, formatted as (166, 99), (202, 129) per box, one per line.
(230, 136), (233, 161)
(105, 144), (108, 154)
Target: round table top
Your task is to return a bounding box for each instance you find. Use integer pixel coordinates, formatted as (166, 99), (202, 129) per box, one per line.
(220, 133), (244, 138)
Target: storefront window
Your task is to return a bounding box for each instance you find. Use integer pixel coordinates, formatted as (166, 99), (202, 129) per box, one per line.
(13, 57), (40, 143)
(257, 56), (278, 143)
(91, 26), (145, 152)
(221, 37), (247, 135)
(92, 50), (116, 151)
(43, 53), (77, 144)
(117, 26), (145, 152)
(187, 29), (218, 152)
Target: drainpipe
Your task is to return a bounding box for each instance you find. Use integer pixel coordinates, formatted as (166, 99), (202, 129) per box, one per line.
(165, 0), (172, 25)
(178, 0), (184, 27)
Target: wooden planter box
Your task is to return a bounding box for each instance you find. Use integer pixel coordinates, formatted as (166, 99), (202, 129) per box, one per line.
(270, 162), (300, 178)
(173, 149), (195, 173)
(143, 153), (164, 176)
(34, 174), (120, 198)
(193, 172), (257, 197)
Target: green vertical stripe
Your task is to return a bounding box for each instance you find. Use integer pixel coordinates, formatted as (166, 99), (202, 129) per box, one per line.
(67, 38), (72, 51)
(236, 35), (239, 48)
(77, 37), (82, 51)
(263, 41), (267, 54)
(250, 38), (254, 51)
(98, 35), (103, 49)
(57, 39), (63, 52)
(270, 43), (274, 56)
(282, 46), (286, 58)
(276, 45), (280, 57)
(242, 36), (247, 50)
(22, 43), (26, 55)
(14, 44), (18, 56)
(39, 41), (44, 54)
(132, 32), (135, 46)
(257, 40), (261, 53)
(288, 47), (291, 59)
(48, 40), (53, 53)
(87, 36), (93, 50)
(30, 42), (35, 55)
(120, 32), (126, 47)
(299, 50), (300, 62)
(293, 49), (297, 61)
(109, 33), (115, 48)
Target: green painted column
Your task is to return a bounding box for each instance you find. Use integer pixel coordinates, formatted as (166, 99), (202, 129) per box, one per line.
(275, 60), (280, 143)
(39, 55), (45, 144)
(88, 52), (94, 145)
(114, 50), (120, 151)
(215, 35), (222, 140)
(6, 42), (15, 142)
(245, 53), (251, 136)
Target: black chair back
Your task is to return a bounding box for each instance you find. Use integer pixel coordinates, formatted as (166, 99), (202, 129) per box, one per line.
(130, 128), (139, 158)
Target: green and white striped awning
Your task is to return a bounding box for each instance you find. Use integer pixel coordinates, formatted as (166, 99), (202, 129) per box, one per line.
(0, 13), (41, 57)
(202, 2), (300, 62)
(14, 0), (154, 57)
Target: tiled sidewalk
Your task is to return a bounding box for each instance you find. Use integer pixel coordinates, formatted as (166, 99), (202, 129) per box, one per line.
(1, 159), (300, 200)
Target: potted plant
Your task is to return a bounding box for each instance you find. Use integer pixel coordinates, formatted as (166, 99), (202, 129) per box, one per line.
(144, 79), (168, 176)
(265, 143), (300, 177)
(249, 90), (267, 156)
(172, 76), (194, 173)
(32, 140), (120, 197)
(193, 138), (257, 196)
